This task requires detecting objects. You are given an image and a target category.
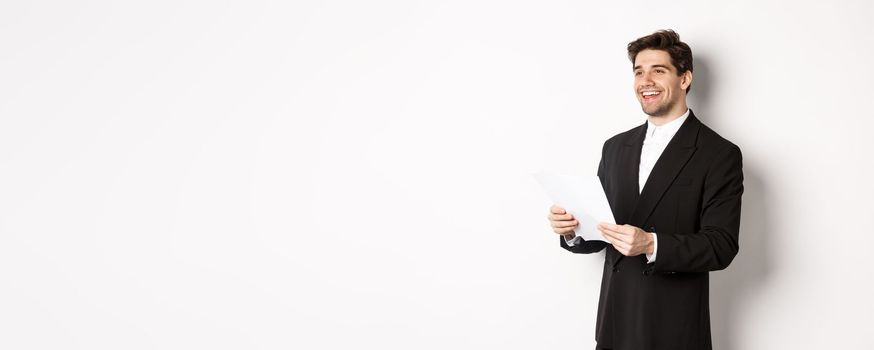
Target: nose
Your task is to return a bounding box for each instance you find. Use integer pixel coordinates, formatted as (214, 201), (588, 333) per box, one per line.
(638, 72), (654, 89)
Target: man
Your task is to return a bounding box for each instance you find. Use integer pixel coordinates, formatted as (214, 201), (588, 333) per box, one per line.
(547, 30), (743, 350)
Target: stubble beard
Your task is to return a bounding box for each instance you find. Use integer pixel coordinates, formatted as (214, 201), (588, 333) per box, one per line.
(641, 97), (676, 118)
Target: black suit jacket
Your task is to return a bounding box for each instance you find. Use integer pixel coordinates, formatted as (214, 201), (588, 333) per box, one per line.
(560, 112), (743, 350)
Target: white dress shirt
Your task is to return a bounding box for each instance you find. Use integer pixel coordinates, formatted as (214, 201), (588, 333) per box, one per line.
(565, 109), (690, 264)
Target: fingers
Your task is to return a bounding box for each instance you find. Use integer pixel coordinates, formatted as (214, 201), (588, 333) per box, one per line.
(600, 231), (631, 255)
(551, 219), (578, 228)
(548, 212), (574, 221)
(613, 240), (631, 254)
(547, 205), (577, 235)
(598, 223), (648, 256)
(618, 224), (638, 235)
(598, 223), (639, 237)
(597, 222), (626, 233)
(547, 206), (574, 222)
(598, 224), (630, 244)
(600, 229), (632, 255)
(553, 226), (576, 235)
(552, 219), (578, 236)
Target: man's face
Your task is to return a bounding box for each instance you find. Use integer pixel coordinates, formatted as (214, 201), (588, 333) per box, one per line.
(633, 49), (691, 118)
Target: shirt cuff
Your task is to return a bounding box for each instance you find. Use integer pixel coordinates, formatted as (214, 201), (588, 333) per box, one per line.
(564, 235), (582, 246)
(645, 232), (658, 263)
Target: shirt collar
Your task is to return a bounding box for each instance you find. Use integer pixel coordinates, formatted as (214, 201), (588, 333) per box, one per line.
(646, 109), (690, 138)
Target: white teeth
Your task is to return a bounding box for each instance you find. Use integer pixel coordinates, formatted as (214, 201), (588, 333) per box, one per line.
(642, 91), (659, 96)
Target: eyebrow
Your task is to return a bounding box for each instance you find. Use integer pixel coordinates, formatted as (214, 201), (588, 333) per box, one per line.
(633, 64), (674, 71)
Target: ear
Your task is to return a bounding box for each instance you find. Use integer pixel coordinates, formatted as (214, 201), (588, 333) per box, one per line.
(681, 70), (693, 91)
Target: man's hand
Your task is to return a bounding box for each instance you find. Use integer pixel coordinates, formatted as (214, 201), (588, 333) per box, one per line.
(598, 223), (653, 256)
(548, 205), (578, 240)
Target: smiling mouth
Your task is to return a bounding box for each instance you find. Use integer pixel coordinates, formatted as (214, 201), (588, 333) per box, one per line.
(640, 91), (661, 101)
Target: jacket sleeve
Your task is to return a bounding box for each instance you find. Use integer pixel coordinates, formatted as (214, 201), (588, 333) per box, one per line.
(559, 235), (609, 254)
(650, 144), (744, 272)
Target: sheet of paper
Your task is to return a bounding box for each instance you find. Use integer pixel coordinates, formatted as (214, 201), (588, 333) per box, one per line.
(534, 173), (615, 243)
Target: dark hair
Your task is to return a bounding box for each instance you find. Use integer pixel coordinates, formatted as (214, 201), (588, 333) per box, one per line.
(627, 30), (693, 93)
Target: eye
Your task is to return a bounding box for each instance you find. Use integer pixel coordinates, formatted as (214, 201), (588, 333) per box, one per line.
(655, 69), (666, 74)
(634, 71), (642, 76)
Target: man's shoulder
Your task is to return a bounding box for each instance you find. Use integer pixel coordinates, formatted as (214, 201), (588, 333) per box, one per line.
(599, 114), (742, 153)
(696, 120), (741, 155)
(603, 122), (646, 149)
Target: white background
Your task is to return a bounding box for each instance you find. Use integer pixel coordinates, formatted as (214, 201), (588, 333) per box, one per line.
(1, 1), (872, 349)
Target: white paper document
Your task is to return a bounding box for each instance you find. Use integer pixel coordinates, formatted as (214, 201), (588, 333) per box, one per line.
(534, 173), (616, 243)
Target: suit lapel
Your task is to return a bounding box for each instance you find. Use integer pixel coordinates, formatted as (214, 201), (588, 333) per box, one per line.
(608, 122), (646, 267)
(628, 112), (701, 227)
(616, 123), (646, 223)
